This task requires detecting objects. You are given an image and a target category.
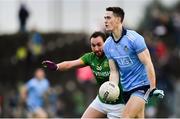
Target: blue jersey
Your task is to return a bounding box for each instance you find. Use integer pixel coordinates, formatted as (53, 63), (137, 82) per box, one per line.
(26, 78), (49, 111)
(103, 29), (150, 91)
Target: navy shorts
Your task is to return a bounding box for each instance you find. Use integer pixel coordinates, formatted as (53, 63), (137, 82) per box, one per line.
(122, 85), (150, 103)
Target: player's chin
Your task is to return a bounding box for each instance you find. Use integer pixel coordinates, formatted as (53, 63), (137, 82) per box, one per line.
(96, 52), (103, 57)
(105, 28), (112, 32)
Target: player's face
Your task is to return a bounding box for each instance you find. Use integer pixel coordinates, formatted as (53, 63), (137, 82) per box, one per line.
(35, 69), (45, 80)
(104, 11), (121, 32)
(91, 36), (104, 57)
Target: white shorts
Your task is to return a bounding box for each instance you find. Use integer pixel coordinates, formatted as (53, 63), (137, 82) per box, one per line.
(89, 96), (125, 119)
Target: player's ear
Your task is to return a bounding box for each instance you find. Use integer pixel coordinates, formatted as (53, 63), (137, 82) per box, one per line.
(115, 17), (120, 23)
(118, 17), (122, 23)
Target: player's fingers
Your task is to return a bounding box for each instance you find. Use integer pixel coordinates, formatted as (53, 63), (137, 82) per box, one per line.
(158, 94), (164, 99)
(42, 63), (47, 68)
(42, 61), (46, 64)
(42, 60), (51, 64)
(42, 61), (49, 68)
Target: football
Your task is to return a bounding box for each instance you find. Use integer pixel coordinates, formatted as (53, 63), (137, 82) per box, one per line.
(99, 81), (120, 102)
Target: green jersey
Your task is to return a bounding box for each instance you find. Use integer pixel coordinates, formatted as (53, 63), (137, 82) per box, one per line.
(80, 52), (124, 104)
(81, 52), (109, 86)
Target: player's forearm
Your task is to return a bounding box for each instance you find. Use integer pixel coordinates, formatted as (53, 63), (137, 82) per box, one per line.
(109, 71), (119, 85)
(145, 61), (156, 89)
(57, 61), (74, 71)
(109, 59), (119, 85)
(138, 49), (156, 90)
(57, 59), (84, 71)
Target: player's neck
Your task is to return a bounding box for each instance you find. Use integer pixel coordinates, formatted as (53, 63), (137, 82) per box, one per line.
(112, 27), (122, 41)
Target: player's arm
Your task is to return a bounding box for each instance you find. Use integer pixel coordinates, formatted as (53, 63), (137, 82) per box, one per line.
(138, 49), (156, 90)
(108, 59), (119, 85)
(42, 59), (85, 71)
(138, 49), (164, 98)
(19, 85), (28, 101)
(57, 59), (85, 71)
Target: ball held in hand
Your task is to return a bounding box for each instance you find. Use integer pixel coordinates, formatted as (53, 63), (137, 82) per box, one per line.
(99, 81), (120, 102)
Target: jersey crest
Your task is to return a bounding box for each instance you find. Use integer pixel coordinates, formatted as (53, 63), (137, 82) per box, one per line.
(124, 45), (129, 52)
(103, 60), (109, 68)
(96, 66), (102, 71)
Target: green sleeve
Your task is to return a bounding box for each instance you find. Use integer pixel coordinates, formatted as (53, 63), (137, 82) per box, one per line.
(80, 52), (92, 65)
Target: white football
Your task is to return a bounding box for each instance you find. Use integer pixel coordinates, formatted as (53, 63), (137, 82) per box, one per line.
(99, 81), (120, 102)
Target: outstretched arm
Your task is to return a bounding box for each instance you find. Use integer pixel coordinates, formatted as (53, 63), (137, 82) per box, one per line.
(42, 59), (85, 71)
(57, 59), (85, 71)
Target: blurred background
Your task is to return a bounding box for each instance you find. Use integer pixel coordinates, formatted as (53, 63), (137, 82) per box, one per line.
(0, 0), (180, 118)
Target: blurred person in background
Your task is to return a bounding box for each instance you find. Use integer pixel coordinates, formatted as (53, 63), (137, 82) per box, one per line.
(18, 3), (29, 33)
(103, 7), (164, 118)
(27, 28), (45, 62)
(20, 68), (50, 118)
(42, 31), (125, 118)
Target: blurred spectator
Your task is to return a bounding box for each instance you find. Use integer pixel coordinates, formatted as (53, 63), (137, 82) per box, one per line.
(27, 30), (44, 62)
(18, 3), (29, 33)
(20, 68), (50, 118)
(45, 87), (58, 118)
(76, 66), (96, 106)
(72, 89), (85, 117)
(76, 66), (94, 83)
(155, 39), (169, 66)
(16, 46), (28, 62)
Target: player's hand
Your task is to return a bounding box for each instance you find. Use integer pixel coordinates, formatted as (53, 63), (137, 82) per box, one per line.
(150, 88), (164, 99)
(42, 60), (58, 71)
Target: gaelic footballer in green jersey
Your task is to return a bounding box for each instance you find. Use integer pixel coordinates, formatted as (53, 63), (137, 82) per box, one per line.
(42, 31), (125, 118)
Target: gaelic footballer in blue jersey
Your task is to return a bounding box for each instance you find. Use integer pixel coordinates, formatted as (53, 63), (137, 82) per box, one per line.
(20, 68), (49, 118)
(103, 7), (164, 118)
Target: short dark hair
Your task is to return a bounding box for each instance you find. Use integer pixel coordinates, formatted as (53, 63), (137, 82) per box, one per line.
(90, 31), (106, 42)
(106, 7), (125, 22)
